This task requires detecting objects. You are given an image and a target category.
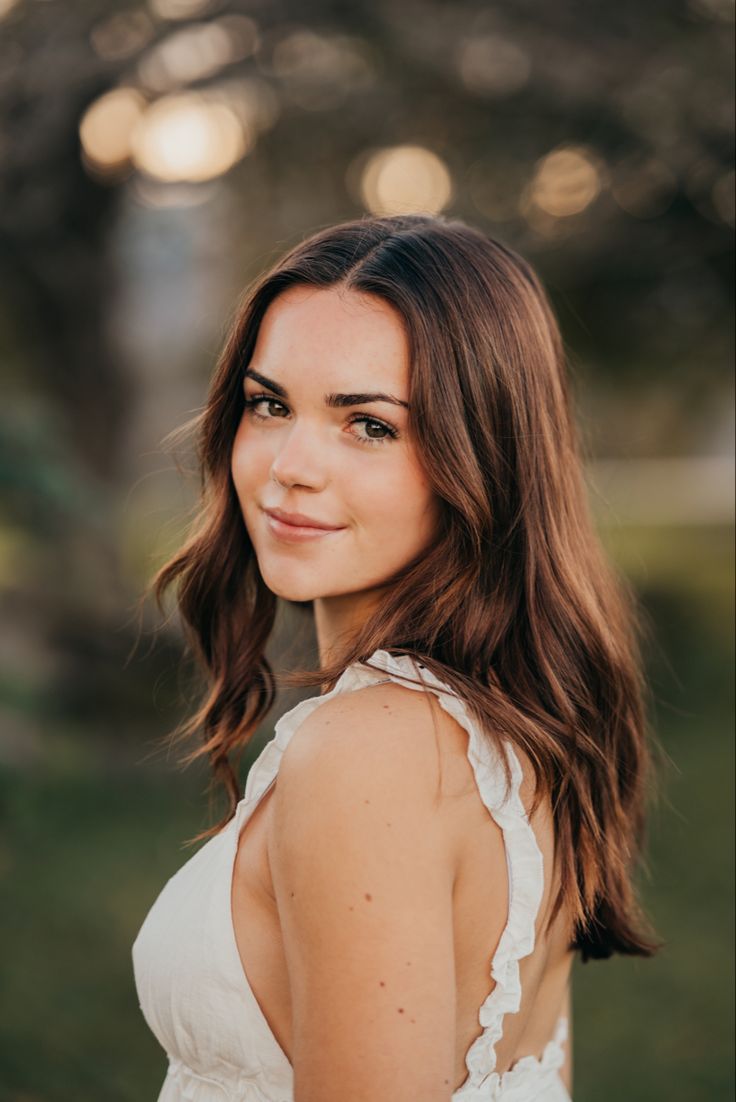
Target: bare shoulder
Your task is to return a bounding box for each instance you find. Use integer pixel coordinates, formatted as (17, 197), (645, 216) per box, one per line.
(267, 680), (465, 1098)
(275, 679), (477, 819)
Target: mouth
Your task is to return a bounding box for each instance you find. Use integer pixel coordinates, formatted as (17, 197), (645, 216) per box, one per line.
(262, 508), (347, 543)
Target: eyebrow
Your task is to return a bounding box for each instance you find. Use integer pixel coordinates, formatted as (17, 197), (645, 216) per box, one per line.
(244, 368), (410, 410)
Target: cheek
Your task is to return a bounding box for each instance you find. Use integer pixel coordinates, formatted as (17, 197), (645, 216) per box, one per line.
(400, 459), (441, 546)
(360, 458), (439, 544)
(231, 419), (266, 495)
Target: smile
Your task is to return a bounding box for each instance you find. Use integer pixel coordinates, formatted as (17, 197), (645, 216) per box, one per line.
(264, 512), (347, 543)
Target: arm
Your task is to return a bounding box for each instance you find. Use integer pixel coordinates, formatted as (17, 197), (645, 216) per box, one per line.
(269, 683), (458, 1102)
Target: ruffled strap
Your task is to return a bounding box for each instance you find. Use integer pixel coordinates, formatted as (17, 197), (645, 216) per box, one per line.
(241, 648), (545, 1091)
(347, 650), (546, 1091)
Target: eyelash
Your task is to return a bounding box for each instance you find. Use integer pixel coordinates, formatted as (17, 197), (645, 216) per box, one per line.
(243, 394), (399, 448)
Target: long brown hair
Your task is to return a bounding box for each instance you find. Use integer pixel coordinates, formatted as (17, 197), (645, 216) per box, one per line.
(147, 213), (664, 963)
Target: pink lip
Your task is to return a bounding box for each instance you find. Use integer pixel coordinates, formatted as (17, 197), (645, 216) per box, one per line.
(265, 507), (343, 530)
(263, 507), (347, 543)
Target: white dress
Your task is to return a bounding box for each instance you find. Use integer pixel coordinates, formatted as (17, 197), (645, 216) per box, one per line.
(132, 649), (572, 1101)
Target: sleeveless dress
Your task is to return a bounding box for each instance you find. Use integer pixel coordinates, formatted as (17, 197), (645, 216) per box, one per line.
(132, 649), (572, 1101)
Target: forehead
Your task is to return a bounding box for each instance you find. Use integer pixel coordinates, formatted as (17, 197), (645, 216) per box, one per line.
(250, 285), (410, 392)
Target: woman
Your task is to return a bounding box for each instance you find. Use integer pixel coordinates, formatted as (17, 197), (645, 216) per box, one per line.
(132, 213), (663, 1101)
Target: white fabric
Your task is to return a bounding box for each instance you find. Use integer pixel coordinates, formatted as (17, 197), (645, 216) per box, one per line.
(132, 649), (571, 1101)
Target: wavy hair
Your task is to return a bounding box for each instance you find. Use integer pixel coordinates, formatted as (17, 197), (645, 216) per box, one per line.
(146, 213), (663, 964)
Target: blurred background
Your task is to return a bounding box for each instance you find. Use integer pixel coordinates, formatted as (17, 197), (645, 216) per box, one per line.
(0, 0), (733, 1099)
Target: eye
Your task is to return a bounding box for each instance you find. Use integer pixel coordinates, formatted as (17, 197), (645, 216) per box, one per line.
(243, 394), (288, 420)
(243, 393), (399, 449)
(348, 415), (399, 447)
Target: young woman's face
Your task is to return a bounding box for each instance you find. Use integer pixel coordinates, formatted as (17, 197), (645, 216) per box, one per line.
(231, 285), (441, 606)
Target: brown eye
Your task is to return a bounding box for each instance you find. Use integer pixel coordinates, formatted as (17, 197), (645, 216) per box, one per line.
(244, 395), (289, 419)
(349, 415), (399, 447)
(365, 421), (390, 438)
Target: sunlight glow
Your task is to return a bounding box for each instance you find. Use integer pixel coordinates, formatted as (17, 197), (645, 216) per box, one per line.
(79, 88), (146, 174)
(526, 145), (603, 217)
(359, 145), (453, 215)
(130, 93), (250, 182)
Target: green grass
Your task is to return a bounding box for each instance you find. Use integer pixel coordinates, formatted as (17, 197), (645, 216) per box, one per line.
(572, 715), (734, 1102)
(0, 767), (202, 1102)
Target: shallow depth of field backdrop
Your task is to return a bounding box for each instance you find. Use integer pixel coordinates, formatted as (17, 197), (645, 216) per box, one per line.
(0, 0), (734, 1100)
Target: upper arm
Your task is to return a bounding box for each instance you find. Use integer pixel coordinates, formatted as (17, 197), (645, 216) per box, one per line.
(269, 683), (459, 1102)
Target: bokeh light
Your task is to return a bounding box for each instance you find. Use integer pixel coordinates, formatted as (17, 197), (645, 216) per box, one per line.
(79, 87), (147, 176)
(130, 93), (251, 182)
(137, 17), (259, 93)
(525, 145), (604, 218)
(358, 145), (453, 215)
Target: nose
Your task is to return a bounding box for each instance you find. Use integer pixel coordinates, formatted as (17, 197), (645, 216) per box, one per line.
(270, 419), (328, 491)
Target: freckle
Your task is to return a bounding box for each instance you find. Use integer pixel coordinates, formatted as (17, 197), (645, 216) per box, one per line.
(289, 892), (295, 897)
(348, 906), (354, 911)
(444, 1080), (449, 1085)
(410, 1018), (416, 1024)
(364, 799), (370, 804)
(364, 892), (372, 902)
(406, 961), (412, 966)
(379, 980), (385, 987)
(385, 821), (392, 827)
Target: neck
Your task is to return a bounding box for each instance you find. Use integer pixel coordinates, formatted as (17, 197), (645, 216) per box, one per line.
(313, 586), (388, 670)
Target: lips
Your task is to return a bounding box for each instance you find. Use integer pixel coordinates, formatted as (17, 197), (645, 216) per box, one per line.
(261, 506), (347, 544)
(264, 506), (344, 531)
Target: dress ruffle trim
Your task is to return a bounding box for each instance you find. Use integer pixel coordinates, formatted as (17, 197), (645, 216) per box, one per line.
(240, 648), (550, 1094)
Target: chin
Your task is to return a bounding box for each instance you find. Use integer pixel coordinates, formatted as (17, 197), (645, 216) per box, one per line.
(257, 566), (326, 603)
(272, 584), (321, 603)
